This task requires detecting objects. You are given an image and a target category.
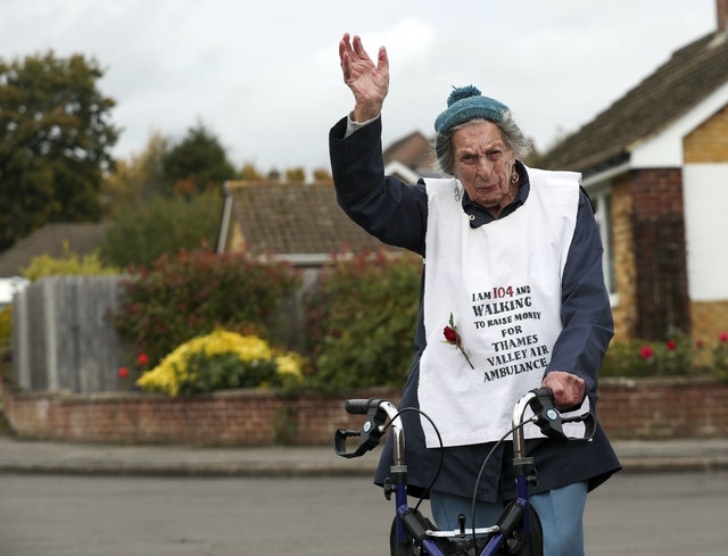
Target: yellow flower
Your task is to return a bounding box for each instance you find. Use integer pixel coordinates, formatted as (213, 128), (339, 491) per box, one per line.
(136, 330), (303, 396)
(275, 354), (303, 377)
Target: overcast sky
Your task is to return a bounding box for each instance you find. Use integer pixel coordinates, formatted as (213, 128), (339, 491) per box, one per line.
(1, 0), (720, 176)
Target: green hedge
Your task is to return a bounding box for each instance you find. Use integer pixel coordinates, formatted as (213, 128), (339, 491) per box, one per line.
(113, 247), (728, 394)
(302, 253), (728, 388)
(114, 249), (301, 367)
(303, 249), (422, 393)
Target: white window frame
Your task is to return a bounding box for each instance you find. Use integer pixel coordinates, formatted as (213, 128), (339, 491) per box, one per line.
(586, 182), (618, 307)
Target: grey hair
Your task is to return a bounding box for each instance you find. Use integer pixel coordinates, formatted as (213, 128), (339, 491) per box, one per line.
(433, 112), (532, 176)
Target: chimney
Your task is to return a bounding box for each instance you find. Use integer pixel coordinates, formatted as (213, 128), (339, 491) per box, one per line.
(718, 0), (728, 32)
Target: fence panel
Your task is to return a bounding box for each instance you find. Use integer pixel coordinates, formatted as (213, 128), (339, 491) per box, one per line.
(12, 275), (131, 393)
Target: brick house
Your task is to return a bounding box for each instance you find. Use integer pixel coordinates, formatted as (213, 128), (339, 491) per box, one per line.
(537, 0), (728, 345)
(382, 130), (438, 182)
(214, 133), (437, 262)
(215, 180), (393, 266)
(214, 128), (438, 263)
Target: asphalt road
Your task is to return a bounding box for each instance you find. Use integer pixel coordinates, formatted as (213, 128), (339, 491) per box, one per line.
(0, 472), (726, 556)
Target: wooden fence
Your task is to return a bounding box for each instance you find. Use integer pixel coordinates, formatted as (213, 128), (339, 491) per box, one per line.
(12, 275), (131, 393)
(8, 270), (314, 395)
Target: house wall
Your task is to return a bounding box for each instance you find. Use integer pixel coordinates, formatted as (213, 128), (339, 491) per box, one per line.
(228, 219), (246, 252)
(683, 104), (728, 346)
(610, 175), (638, 342)
(628, 168), (691, 340)
(684, 104), (728, 163)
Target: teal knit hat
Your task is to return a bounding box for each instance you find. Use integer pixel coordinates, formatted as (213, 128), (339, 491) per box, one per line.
(434, 85), (510, 156)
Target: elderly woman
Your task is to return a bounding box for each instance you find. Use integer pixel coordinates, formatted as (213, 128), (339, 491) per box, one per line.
(329, 33), (621, 556)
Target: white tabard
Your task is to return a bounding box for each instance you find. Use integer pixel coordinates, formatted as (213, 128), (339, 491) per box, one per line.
(419, 167), (580, 447)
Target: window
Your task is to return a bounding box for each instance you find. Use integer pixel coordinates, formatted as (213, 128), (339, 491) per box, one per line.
(589, 186), (617, 304)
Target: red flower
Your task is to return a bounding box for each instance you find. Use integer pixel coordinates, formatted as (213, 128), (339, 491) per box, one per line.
(137, 353), (149, 366)
(719, 331), (728, 344)
(443, 313), (474, 369)
(639, 345), (654, 360)
(443, 325), (459, 345)
(118, 367), (129, 378)
(666, 340), (676, 351)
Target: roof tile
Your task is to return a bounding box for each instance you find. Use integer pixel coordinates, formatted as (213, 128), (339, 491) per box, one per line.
(227, 181), (390, 256)
(539, 32), (728, 173)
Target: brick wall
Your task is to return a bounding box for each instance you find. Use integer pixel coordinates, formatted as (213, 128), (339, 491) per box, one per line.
(629, 168), (691, 339)
(691, 300), (728, 352)
(683, 104), (728, 164)
(610, 175), (637, 342)
(610, 105), (728, 344)
(3, 379), (727, 445)
(596, 378), (728, 439)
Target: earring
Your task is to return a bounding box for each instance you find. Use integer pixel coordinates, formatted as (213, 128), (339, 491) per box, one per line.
(511, 168), (519, 185)
(454, 181), (461, 201)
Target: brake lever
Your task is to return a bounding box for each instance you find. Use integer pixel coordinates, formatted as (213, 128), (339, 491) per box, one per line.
(529, 387), (596, 441)
(529, 388), (565, 439)
(333, 399), (387, 458)
(561, 412), (596, 441)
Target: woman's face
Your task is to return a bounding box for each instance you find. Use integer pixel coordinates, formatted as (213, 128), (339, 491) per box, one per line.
(451, 120), (518, 217)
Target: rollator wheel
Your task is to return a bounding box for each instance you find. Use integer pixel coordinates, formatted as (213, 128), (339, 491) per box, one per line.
(498, 500), (543, 556)
(389, 517), (419, 556)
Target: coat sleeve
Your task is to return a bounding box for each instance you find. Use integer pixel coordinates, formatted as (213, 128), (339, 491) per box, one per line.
(329, 116), (428, 255)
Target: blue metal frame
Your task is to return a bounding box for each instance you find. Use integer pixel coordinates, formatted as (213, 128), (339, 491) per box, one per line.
(334, 389), (590, 556)
(386, 391), (540, 556)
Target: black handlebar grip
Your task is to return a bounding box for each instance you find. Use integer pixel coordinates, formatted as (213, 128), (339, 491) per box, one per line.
(335, 398), (387, 458)
(345, 398), (378, 415)
(530, 386), (596, 441)
(532, 386), (554, 401)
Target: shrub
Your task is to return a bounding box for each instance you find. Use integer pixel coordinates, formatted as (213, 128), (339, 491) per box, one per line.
(116, 351), (152, 391)
(713, 331), (728, 382)
(600, 328), (694, 378)
(136, 329), (304, 396)
(114, 249), (301, 367)
(21, 245), (119, 281)
(303, 248), (422, 393)
(0, 305), (12, 365)
(102, 192), (222, 268)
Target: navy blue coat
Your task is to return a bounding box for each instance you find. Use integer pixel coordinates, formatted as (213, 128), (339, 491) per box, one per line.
(329, 115), (621, 502)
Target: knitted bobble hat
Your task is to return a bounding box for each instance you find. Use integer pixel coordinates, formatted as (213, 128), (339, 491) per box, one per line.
(433, 85), (510, 156)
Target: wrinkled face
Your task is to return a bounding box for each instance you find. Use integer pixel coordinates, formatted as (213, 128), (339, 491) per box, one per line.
(451, 120), (518, 217)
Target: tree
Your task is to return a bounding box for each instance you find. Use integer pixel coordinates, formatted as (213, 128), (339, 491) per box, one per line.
(0, 51), (119, 250)
(162, 122), (235, 196)
(312, 167), (333, 184)
(285, 167), (306, 182)
(239, 162), (265, 181)
(102, 130), (169, 215)
(114, 249), (301, 366)
(102, 191), (223, 268)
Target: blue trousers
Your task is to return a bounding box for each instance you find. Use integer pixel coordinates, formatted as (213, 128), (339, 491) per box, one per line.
(430, 482), (588, 556)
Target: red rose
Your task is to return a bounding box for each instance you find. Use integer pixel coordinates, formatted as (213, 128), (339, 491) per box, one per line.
(666, 340), (676, 351)
(443, 326), (458, 344)
(137, 353), (149, 365)
(719, 331), (728, 343)
(639, 345), (654, 360)
(118, 367), (129, 378)
(443, 313), (474, 369)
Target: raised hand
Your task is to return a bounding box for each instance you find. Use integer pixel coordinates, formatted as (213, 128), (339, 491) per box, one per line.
(339, 33), (390, 122)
